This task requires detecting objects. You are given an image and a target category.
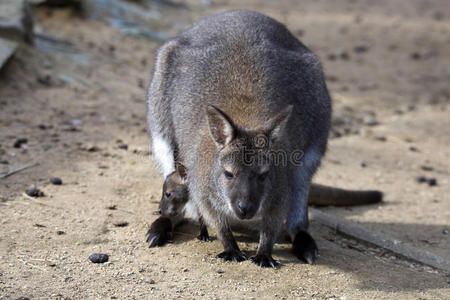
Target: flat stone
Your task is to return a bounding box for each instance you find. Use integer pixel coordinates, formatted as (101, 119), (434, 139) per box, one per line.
(0, 0), (33, 43)
(0, 37), (18, 71)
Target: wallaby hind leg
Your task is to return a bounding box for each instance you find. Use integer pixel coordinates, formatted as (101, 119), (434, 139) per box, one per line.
(286, 149), (322, 264)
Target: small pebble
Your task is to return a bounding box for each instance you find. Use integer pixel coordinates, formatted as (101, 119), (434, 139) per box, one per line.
(443, 229), (449, 235)
(360, 161), (367, 168)
(375, 136), (386, 141)
(107, 205), (117, 210)
(363, 115), (378, 126)
(409, 146), (419, 152)
(415, 176), (427, 183)
(421, 165), (434, 171)
(353, 44), (369, 53)
(13, 138), (28, 148)
(217, 269), (224, 274)
(410, 52), (421, 60)
(118, 144), (128, 150)
(427, 178), (437, 186)
(113, 221), (129, 227)
(89, 253), (109, 264)
(25, 185), (44, 197)
(50, 177), (63, 185)
(16, 297), (30, 300)
(145, 278), (155, 284)
(56, 230), (66, 235)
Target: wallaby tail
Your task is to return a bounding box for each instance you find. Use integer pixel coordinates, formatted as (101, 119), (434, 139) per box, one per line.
(308, 183), (383, 206)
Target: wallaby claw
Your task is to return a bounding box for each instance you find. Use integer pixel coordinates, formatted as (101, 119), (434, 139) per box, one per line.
(216, 250), (247, 262)
(250, 254), (280, 268)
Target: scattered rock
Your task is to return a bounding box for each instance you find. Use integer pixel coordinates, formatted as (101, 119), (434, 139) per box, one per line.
(38, 124), (51, 130)
(15, 297), (30, 300)
(33, 223), (46, 228)
(353, 44), (369, 53)
(50, 177), (63, 185)
(363, 115), (378, 126)
(442, 229), (448, 235)
(56, 230), (66, 235)
(0, 0), (33, 43)
(107, 204), (117, 210)
(89, 253), (109, 264)
(25, 185), (44, 197)
(37, 74), (52, 86)
(13, 138), (28, 148)
(410, 52), (421, 60)
(420, 165), (434, 171)
(137, 78), (145, 89)
(113, 221), (129, 227)
(375, 136), (386, 142)
(415, 176), (427, 183)
(145, 278), (155, 284)
(217, 269), (224, 274)
(427, 178), (437, 186)
(118, 143), (128, 150)
(415, 176), (437, 186)
(0, 37), (18, 71)
(360, 161), (367, 168)
(409, 146), (419, 152)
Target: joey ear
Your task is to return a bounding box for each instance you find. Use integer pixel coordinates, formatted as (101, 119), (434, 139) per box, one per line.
(175, 162), (188, 183)
(206, 105), (236, 147)
(266, 105), (293, 142)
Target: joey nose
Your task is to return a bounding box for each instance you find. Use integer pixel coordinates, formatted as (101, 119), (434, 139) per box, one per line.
(237, 201), (248, 216)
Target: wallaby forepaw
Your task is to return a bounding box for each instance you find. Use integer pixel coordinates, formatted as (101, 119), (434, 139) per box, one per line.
(216, 250), (247, 262)
(250, 254), (280, 268)
(292, 231), (318, 265)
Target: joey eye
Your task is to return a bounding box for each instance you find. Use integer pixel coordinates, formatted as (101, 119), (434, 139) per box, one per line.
(258, 172), (269, 181)
(224, 170), (234, 180)
(165, 192), (172, 198)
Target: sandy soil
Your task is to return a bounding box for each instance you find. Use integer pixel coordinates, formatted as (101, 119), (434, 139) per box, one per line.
(0, 0), (449, 299)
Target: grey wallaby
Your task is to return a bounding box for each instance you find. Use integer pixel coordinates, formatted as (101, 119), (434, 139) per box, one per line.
(146, 10), (381, 267)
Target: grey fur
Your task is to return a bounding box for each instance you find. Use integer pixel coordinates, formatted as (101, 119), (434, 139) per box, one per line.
(147, 10), (331, 267)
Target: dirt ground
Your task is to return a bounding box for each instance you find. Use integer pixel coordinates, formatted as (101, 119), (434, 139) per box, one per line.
(0, 0), (449, 299)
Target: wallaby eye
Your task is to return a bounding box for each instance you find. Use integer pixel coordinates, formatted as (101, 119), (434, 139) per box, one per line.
(165, 192), (172, 198)
(224, 170), (234, 180)
(258, 172), (269, 181)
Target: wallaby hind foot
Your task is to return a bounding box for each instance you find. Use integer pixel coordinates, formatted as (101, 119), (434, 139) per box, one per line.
(292, 231), (318, 265)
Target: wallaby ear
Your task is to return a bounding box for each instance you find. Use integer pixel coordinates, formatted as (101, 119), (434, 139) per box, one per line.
(206, 105), (236, 147)
(266, 105), (293, 142)
(175, 162), (188, 183)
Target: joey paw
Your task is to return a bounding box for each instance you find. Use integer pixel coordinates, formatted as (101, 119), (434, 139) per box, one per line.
(292, 231), (318, 265)
(145, 217), (173, 247)
(216, 250), (247, 262)
(145, 229), (172, 247)
(197, 233), (212, 242)
(250, 254), (280, 268)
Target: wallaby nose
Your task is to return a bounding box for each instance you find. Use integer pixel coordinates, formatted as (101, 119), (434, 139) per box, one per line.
(237, 201), (248, 216)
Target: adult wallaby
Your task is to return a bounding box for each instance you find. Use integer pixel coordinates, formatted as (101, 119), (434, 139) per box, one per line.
(147, 10), (373, 267)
